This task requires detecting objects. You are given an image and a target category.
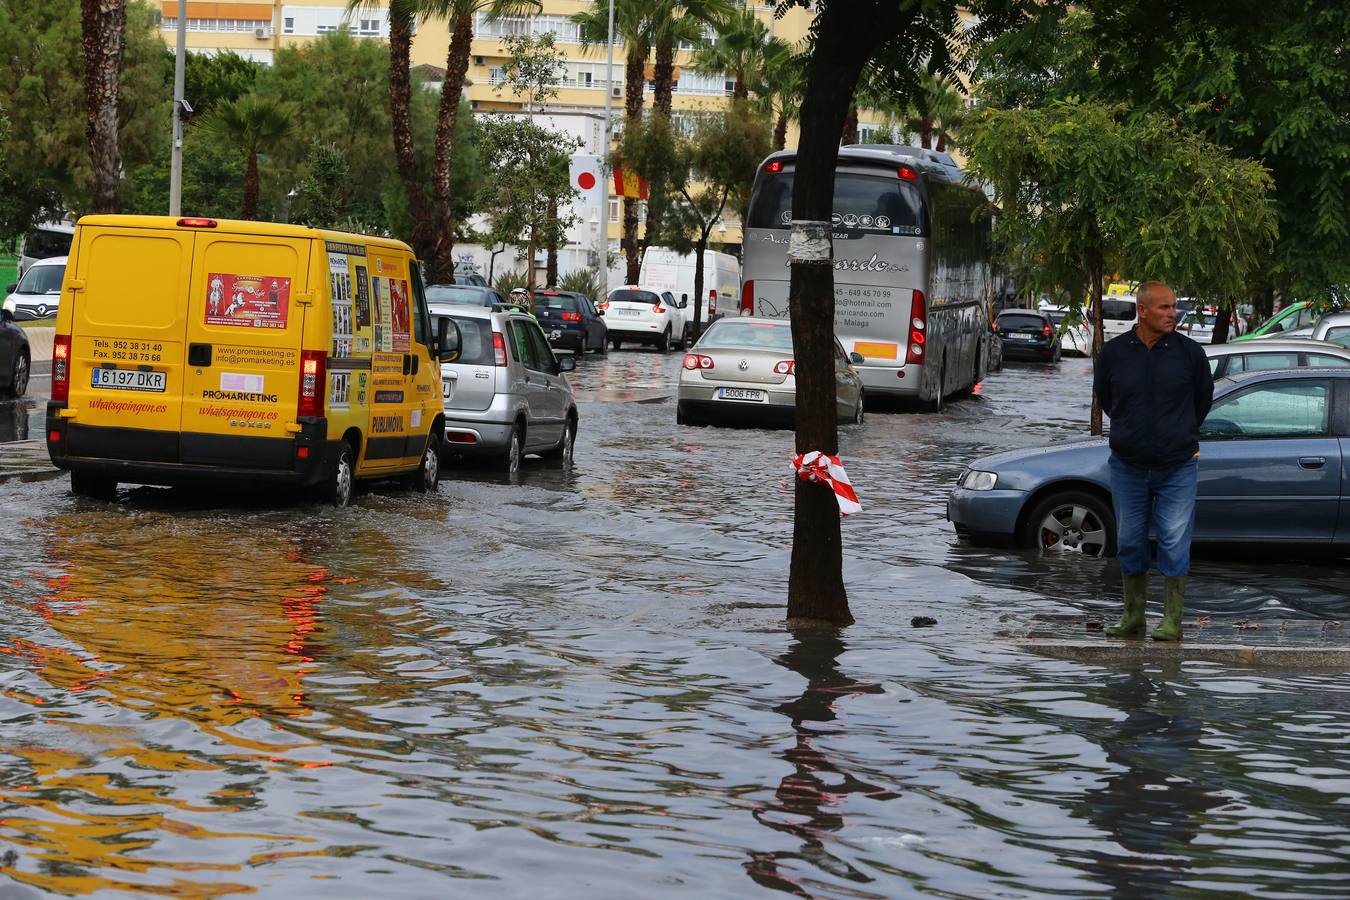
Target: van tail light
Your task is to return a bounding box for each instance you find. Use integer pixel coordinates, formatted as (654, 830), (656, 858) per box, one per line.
(176, 217), (217, 228)
(298, 349), (326, 418)
(561, 311), (582, 322)
(773, 360), (796, 375)
(683, 354), (714, 370)
(740, 280), (754, 314)
(905, 290), (927, 364)
(52, 334), (72, 402)
(708, 289), (717, 316)
(492, 331), (508, 366)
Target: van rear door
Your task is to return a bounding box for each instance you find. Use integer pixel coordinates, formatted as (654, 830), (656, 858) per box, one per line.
(67, 223), (195, 461)
(179, 232), (309, 468)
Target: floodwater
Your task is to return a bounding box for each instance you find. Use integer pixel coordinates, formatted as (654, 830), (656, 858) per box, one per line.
(1, 354), (1347, 898)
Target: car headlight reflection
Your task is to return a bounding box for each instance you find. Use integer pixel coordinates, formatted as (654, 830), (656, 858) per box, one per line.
(961, 470), (999, 491)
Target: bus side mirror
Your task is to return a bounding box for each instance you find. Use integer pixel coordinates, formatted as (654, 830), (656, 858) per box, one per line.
(436, 315), (461, 362)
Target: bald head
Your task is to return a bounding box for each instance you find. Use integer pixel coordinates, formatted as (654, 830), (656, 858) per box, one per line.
(1135, 280), (1177, 342)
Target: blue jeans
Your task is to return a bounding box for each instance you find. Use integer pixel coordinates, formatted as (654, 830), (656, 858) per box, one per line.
(1109, 455), (1198, 577)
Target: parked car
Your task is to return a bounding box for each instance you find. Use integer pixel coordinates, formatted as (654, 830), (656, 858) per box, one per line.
(4, 255), (66, 321)
(533, 289), (607, 355)
(601, 286), (688, 352)
(1178, 306), (1217, 344)
(1039, 305), (1089, 356)
(1205, 338), (1350, 378)
(1308, 311), (1350, 349)
(0, 301), (32, 397)
(996, 309), (1061, 363)
(1234, 300), (1318, 342)
(431, 302), (578, 474)
(676, 316), (865, 427)
(426, 283), (507, 308)
(948, 368), (1350, 554)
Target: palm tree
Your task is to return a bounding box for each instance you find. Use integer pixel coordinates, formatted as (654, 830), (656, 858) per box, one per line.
(574, 0), (653, 283)
(80, 0), (128, 213)
(648, 0), (729, 117)
(365, 0), (429, 261)
(694, 6), (770, 100)
(904, 70), (965, 151)
(200, 94), (295, 219)
(756, 38), (805, 151)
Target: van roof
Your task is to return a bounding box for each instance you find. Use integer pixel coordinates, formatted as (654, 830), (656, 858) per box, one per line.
(71, 215), (415, 255)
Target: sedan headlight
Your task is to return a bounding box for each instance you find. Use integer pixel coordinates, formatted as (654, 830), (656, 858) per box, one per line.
(961, 470), (999, 491)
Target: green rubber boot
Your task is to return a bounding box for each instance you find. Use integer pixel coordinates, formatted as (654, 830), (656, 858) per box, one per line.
(1152, 576), (1185, 642)
(1106, 574), (1148, 638)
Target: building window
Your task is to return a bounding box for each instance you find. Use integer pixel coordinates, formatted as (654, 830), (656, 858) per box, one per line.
(358, 18), (380, 36)
(607, 199), (620, 223)
(317, 23), (337, 33)
(283, 16), (294, 33)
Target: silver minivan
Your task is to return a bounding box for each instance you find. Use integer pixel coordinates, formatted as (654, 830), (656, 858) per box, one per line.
(431, 303), (578, 474)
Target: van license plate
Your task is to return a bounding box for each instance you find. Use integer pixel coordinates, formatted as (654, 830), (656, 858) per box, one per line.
(718, 387), (765, 402)
(91, 368), (167, 392)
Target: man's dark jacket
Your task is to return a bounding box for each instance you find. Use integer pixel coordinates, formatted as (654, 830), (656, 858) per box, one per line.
(1093, 328), (1215, 470)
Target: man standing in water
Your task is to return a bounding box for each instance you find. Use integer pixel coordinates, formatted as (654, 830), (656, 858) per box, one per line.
(1094, 281), (1214, 641)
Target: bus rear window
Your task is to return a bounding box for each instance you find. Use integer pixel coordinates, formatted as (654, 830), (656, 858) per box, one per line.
(746, 171), (925, 236)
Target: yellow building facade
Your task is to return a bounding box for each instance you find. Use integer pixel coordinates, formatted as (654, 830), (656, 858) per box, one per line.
(157, 1), (812, 249)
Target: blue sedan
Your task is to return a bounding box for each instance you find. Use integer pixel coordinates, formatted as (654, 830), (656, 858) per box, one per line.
(948, 368), (1350, 554)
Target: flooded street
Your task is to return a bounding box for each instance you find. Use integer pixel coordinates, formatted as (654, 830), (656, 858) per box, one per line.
(1, 353), (1347, 897)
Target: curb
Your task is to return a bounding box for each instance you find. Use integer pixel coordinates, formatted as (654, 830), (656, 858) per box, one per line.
(20, 326), (54, 365)
(0, 440), (63, 485)
(1015, 638), (1350, 670)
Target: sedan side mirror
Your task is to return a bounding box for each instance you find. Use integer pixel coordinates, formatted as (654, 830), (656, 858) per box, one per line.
(557, 353), (576, 372)
(597, 309), (605, 317)
(435, 315), (462, 362)
(849, 351), (865, 365)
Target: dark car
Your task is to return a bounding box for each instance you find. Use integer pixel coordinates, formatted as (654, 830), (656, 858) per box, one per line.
(533, 290), (608, 355)
(996, 309), (1061, 363)
(0, 304), (32, 397)
(426, 284), (507, 308)
(947, 368), (1350, 555)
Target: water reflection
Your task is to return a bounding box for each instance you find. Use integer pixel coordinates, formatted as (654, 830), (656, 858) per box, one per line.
(746, 630), (890, 896)
(0, 398), (31, 443)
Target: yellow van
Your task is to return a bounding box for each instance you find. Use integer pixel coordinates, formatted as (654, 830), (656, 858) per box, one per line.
(45, 215), (458, 506)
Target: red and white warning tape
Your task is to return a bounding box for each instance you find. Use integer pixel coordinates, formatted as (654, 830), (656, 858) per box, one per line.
(791, 451), (862, 516)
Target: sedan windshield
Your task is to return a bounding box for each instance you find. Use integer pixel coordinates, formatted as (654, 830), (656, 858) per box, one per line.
(427, 285), (490, 306)
(16, 264), (65, 295)
(699, 321), (794, 351)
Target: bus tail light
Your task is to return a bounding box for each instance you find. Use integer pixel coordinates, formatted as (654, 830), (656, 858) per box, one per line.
(905, 290), (927, 364)
(764, 160), (783, 174)
(897, 165), (919, 181)
(740, 280), (754, 314)
(298, 350), (326, 418)
(492, 331), (508, 366)
(52, 334), (72, 402)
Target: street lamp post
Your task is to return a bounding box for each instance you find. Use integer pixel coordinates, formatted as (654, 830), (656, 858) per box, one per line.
(599, 0), (615, 303)
(168, 0), (187, 216)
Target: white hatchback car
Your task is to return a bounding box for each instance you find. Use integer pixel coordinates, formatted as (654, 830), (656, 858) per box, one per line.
(602, 286), (688, 352)
(4, 255), (66, 321)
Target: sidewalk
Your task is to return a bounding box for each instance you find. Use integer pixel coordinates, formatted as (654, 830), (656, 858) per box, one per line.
(0, 440), (62, 484)
(20, 325), (54, 363)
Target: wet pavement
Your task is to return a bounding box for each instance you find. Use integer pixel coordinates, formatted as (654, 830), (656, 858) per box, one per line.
(1, 352), (1347, 897)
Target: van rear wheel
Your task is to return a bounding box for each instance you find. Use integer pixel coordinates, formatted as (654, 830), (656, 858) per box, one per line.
(71, 470), (116, 500)
(408, 432), (440, 492)
(327, 440), (356, 508)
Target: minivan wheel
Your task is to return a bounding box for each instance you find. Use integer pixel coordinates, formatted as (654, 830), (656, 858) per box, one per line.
(544, 417), (576, 463)
(328, 440), (356, 508)
(409, 432), (440, 492)
(8, 350), (29, 397)
(1020, 490), (1115, 557)
(498, 425), (522, 475)
(70, 470), (116, 500)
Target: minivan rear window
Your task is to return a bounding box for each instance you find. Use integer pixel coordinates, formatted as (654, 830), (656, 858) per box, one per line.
(449, 315), (494, 366)
(610, 290), (660, 304)
(747, 171), (925, 236)
(1102, 299), (1137, 321)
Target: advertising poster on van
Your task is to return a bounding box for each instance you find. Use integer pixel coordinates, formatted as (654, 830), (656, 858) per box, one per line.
(206, 273), (291, 329)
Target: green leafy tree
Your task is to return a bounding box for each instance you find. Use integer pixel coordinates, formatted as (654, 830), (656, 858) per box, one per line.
(757, 38), (806, 151)
(181, 49), (261, 117)
(648, 0), (728, 116)
(495, 32), (565, 111)
(694, 6), (769, 100)
(475, 115), (580, 296)
(126, 128), (247, 219)
(292, 141), (351, 229)
(199, 94), (295, 219)
(963, 99), (1277, 434)
(0, 0), (164, 224)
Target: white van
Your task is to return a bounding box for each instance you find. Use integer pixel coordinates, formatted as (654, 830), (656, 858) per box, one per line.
(1101, 294), (1139, 341)
(639, 247), (740, 325)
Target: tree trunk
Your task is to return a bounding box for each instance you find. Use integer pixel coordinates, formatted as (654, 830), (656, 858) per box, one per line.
(920, 115), (932, 150)
(243, 150), (259, 220)
(621, 42), (648, 287)
(430, 12), (474, 284)
(388, 6), (431, 265)
(526, 233), (537, 298)
(786, 1), (908, 626)
(1257, 283), (1274, 320)
(773, 109), (788, 151)
(1213, 306), (1231, 344)
(81, 0), (127, 214)
(692, 236), (707, 335)
(733, 69), (748, 100)
(840, 104), (858, 145)
(653, 42), (675, 117)
(935, 132), (946, 153)
(1089, 251), (1105, 436)
(546, 199), (559, 287)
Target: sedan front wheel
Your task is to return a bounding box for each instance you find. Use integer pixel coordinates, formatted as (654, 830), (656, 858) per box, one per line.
(1020, 490), (1115, 557)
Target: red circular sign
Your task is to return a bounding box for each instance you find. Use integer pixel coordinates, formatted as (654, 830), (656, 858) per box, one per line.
(578, 171), (596, 190)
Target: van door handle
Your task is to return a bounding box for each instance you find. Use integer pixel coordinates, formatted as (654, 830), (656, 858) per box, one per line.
(402, 354), (411, 375)
(188, 343), (212, 367)
(1298, 457), (1326, 469)
(411, 354), (419, 375)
